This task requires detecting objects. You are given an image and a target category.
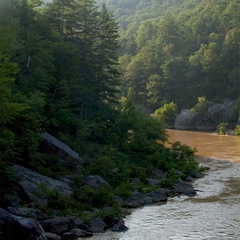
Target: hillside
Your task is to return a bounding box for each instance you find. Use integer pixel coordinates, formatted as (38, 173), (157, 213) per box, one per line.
(98, 0), (240, 112)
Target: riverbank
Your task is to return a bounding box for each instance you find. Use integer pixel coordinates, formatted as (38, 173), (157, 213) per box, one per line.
(84, 157), (240, 240)
(0, 129), (205, 240)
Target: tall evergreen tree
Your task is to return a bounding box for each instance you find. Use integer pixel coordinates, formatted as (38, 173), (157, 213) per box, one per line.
(96, 4), (120, 108)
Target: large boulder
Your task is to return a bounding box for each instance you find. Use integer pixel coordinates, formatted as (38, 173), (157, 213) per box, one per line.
(207, 100), (236, 124)
(145, 190), (167, 203)
(40, 217), (69, 235)
(83, 175), (110, 190)
(172, 179), (196, 196)
(39, 133), (84, 169)
(5, 207), (47, 220)
(124, 191), (145, 208)
(175, 100), (236, 130)
(12, 164), (72, 202)
(69, 228), (93, 238)
(175, 110), (204, 130)
(0, 208), (46, 240)
(89, 218), (107, 233)
(110, 218), (128, 232)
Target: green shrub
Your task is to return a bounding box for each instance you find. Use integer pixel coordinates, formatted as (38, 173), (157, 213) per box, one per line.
(154, 102), (178, 126)
(191, 97), (210, 112)
(216, 122), (228, 135)
(234, 125), (240, 136)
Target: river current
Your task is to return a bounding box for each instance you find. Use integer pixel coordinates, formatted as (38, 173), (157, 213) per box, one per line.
(86, 130), (240, 240)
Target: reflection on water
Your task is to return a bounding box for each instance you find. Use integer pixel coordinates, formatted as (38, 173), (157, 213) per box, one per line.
(85, 130), (240, 240)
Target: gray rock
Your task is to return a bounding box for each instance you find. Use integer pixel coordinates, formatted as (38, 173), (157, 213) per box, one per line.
(149, 168), (166, 179)
(45, 232), (61, 240)
(175, 100), (236, 130)
(175, 110), (204, 130)
(190, 170), (203, 178)
(40, 217), (69, 235)
(124, 191), (145, 208)
(207, 100), (235, 124)
(69, 228), (93, 237)
(0, 208), (47, 240)
(143, 196), (153, 205)
(68, 217), (84, 229)
(61, 232), (78, 240)
(148, 178), (162, 186)
(12, 164), (72, 202)
(110, 219), (128, 232)
(83, 175), (110, 190)
(173, 179), (196, 196)
(89, 218), (107, 233)
(5, 207), (47, 220)
(40, 133), (84, 168)
(114, 196), (125, 206)
(145, 190), (167, 203)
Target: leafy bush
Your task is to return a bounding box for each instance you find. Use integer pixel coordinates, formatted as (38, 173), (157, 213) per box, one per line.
(234, 125), (240, 136)
(216, 122), (228, 135)
(191, 97), (210, 112)
(154, 102), (178, 126)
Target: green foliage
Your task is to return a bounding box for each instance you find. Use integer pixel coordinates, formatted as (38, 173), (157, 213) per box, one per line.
(154, 102), (178, 126)
(95, 204), (122, 224)
(30, 154), (68, 179)
(112, 0), (240, 109)
(34, 183), (77, 216)
(74, 185), (115, 209)
(191, 97), (210, 112)
(234, 125), (240, 136)
(216, 122), (228, 135)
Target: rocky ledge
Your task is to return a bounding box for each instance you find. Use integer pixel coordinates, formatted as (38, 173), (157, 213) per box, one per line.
(175, 99), (236, 131)
(0, 166), (202, 240)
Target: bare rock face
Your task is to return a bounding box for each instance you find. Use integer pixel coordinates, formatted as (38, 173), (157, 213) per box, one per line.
(39, 133), (84, 169)
(0, 208), (46, 240)
(40, 217), (70, 235)
(89, 218), (107, 233)
(175, 100), (236, 130)
(12, 164), (72, 202)
(83, 175), (110, 190)
(174, 110), (204, 130)
(5, 207), (47, 220)
(207, 100), (236, 123)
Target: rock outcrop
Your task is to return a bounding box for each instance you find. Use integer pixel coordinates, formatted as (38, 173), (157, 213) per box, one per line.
(0, 208), (46, 240)
(175, 100), (236, 130)
(83, 175), (110, 190)
(175, 110), (204, 130)
(12, 164), (72, 202)
(39, 133), (84, 169)
(124, 189), (168, 208)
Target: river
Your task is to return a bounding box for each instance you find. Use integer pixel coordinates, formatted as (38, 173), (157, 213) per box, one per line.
(85, 130), (240, 240)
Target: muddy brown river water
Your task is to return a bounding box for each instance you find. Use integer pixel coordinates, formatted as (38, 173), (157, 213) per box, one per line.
(86, 130), (240, 240)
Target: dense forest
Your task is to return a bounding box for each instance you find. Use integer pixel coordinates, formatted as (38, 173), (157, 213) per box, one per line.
(98, 0), (240, 111)
(0, 0), (239, 227)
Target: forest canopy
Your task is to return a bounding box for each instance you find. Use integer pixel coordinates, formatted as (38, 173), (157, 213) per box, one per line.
(96, 0), (240, 111)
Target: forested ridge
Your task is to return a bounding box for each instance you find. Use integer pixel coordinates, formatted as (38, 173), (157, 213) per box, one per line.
(0, 0), (239, 229)
(98, 0), (240, 111)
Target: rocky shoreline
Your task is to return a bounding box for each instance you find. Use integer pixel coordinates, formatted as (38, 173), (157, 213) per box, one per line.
(0, 168), (203, 240)
(0, 132), (203, 240)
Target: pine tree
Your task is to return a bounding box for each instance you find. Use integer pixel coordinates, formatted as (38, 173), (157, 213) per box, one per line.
(96, 4), (120, 108)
